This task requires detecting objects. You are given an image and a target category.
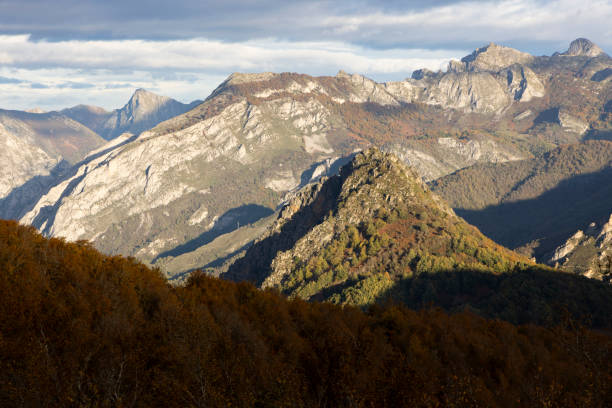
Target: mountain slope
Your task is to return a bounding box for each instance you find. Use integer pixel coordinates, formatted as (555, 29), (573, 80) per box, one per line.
(59, 104), (110, 133)
(0, 109), (105, 200)
(430, 140), (612, 267)
(225, 148), (531, 305)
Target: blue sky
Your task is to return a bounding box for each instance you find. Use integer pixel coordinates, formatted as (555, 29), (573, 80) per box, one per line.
(0, 0), (610, 111)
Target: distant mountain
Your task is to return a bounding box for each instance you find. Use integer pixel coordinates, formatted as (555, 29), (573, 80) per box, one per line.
(431, 140), (612, 273)
(59, 104), (110, 134)
(561, 38), (607, 58)
(0, 109), (105, 200)
(61, 89), (202, 140)
(19, 38), (612, 277)
(224, 148), (530, 305)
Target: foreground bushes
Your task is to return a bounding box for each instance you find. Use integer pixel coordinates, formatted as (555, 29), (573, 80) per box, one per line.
(0, 220), (610, 407)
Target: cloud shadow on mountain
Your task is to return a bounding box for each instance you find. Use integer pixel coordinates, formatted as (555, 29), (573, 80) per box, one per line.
(154, 204), (274, 261)
(373, 267), (612, 328)
(455, 167), (612, 260)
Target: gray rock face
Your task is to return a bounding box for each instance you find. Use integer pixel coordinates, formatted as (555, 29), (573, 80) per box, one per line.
(562, 38), (606, 57)
(403, 43), (545, 113)
(389, 137), (521, 181)
(550, 214), (612, 282)
(503, 64), (545, 102)
(460, 42), (534, 72)
(424, 71), (511, 113)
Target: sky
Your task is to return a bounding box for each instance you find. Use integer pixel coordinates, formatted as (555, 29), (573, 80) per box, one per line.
(0, 0), (610, 111)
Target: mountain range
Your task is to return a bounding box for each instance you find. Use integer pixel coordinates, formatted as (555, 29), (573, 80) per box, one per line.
(2, 37), (611, 284)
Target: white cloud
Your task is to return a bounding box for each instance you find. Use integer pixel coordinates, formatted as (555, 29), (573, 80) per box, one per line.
(320, 0), (612, 47)
(0, 35), (463, 111)
(0, 35), (459, 73)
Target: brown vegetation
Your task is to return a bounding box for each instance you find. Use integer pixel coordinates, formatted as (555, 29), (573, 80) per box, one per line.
(1, 220), (611, 407)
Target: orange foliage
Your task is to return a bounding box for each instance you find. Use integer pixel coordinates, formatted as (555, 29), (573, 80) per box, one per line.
(0, 220), (610, 407)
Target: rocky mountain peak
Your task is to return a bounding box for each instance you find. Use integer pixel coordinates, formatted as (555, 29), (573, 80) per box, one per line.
(126, 88), (172, 111)
(336, 69), (351, 78)
(460, 42), (534, 71)
(562, 38), (606, 57)
(225, 148), (529, 300)
(89, 89), (200, 140)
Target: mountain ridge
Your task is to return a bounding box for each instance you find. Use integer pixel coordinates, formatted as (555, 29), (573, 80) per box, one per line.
(225, 148), (532, 305)
(60, 89), (203, 140)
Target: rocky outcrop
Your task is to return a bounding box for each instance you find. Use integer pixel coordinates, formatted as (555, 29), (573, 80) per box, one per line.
(549, 214), (612, 282)
(558, 109), (589, 134)
(458, 42), (535, 72)
(562, 38), (606, 57)
(503, 64), (545, 102)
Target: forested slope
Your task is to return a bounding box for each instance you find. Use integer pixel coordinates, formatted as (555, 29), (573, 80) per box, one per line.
(1, 220), (611, 406)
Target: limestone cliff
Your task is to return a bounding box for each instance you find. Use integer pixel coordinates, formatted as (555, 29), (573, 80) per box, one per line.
(549, 214), (612, 282)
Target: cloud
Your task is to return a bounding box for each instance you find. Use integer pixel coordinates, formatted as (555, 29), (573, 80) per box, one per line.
(0, 35), (463, 111)
(0, 76), (23, 84)
(318, 0), (612, 51)
(104, 83), (135, 89)
(0, 35), (458, 75)
(0, 0), (609, 52)
(57, 81), (95, 89)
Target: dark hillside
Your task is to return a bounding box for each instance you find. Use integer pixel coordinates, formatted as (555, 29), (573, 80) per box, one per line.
(1, 219), (611, 406)
(431, 140), (612, 259)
